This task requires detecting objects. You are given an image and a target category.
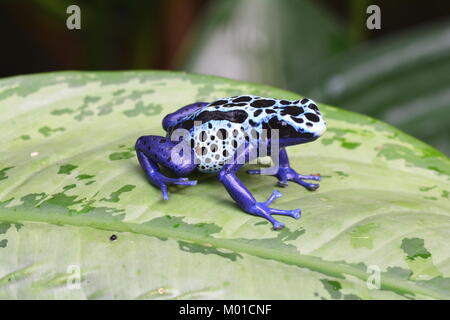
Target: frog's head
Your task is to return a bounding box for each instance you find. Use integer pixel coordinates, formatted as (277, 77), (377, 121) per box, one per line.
(263, 101), (326, 146)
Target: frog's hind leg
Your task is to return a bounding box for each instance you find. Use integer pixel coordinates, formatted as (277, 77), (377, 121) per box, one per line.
(247, 147), (320, 191)
(162, 102), (209, 131)
(218, 145), (300, 230)
(135, 135), (197, 200)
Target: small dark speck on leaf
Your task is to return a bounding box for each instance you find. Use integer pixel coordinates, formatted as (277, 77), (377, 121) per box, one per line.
(110, 234), (117, 241)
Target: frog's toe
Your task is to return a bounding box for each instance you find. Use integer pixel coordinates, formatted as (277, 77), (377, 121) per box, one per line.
(292, 176), (320, 191)
(162, 177), (197, 186)
(272, 220), (285, 230)
(298, 173), (321, 181)
(160, 184), (169, 200)
(264, 190), (282, 205)
(172, 178), (197, 186)
(270, 208), (301, 219)
(277, 180), (289, 187)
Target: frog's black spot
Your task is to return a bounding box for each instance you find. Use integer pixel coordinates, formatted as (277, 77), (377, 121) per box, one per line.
(301, 98), (310, 104)
(293, 100), (300, 104)
(210, 99), (228, 106)
(215, 154), (220, 160)
(210, 135), (215, 140)
(233, 96), (252, 103)
(306, 122), (313, 127)
(201, 147), (207, 155)
(190, 139), (195, 148)
(308, 104), (319, 111)
(208, 123), (213, 129)
(205, 157), (211, 164)
(254, 109), (263, 117)
(210, 144), (218, 152)
(265, 109), (277, 114)
(200, 131), (208, 142)
(280, 106), (303, 116)
(280, 100), (290, 105)
(232, 129), (239, 137)
(292, 117), (304, 124)
(200, 165), (206, 169)
(232, 139), (238, 148)
(251, 99), (276, 108)
(187, 110), (248, 129)
(264, 117), (298, 138)
(217, 128), (228, 140)
(180, 119), (194, 130)
(249, 119), (259, 127)
(223, 150), (229, 157)
(305, 113), (320, 122)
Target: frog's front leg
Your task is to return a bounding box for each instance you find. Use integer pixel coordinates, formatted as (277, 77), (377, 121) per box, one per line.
(218, 145), (300, 230)
(247, 147), (320, 191)
(135, 135), (197, 200)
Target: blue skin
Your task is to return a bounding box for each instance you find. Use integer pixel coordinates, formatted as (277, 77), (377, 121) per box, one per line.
(135, 95), (327, 230)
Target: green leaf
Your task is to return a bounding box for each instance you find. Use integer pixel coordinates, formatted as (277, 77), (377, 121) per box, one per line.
(0, 71), (449, 299)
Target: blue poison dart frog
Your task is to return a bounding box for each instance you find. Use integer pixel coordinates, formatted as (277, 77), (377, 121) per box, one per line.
(135, 95), (326, 230)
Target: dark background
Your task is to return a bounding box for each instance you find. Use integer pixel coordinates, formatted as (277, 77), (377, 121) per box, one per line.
(1, 0), (450, 155)
(2, 0), (450, 76)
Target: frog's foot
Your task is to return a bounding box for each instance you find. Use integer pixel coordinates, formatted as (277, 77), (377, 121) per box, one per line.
(249, 190), (301, 230)
(247, 167), (320, 191)
(153, 173), (197, 200)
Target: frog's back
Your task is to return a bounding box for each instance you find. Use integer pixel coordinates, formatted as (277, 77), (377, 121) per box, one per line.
(170, 95), (325, 173)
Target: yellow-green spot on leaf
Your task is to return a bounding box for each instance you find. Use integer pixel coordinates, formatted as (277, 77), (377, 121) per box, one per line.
(349, 223), (378, 249)
(101, 185), (136, 203)
(123, 101), (162, 118)
(442, 190), (449, 198)
(57, 164), (78, 175)
(76, 174), (95, 181)
(20, 135), (31, 140)
(335, 171), (349, 177)
(0, 166), (14, 181)
(0, 223), (11, 234)
(38, 126), (65, 137)
(419, 186), (437, 192)
(0, 239), (7, 248)
(109, 149), (135, 161)
(400, 237), (441, 281)
(63, 184), (77, 191)
(178, 241), (243, 262)
(377, 143), (449, 175)
(50, 108), (73, 115)
(320, 279), (342, 299)
(321, 128), (362, 150)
